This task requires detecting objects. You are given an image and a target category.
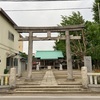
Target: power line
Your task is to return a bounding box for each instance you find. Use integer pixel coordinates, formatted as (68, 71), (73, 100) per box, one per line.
(0, 0), (80, 2)
(5, 7), (92, 12)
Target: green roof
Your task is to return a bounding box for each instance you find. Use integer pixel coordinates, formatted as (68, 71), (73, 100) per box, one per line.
(35, 50), (64, 60)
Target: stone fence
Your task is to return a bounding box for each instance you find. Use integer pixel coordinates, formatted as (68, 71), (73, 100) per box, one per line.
(0, 74), (10, 87)
(81, 66), (100, 92)
(0, 68), (17, 89)
(87, 73), (100, 85)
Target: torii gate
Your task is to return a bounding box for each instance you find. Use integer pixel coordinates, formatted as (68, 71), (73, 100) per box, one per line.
(15, 24), (84, 80)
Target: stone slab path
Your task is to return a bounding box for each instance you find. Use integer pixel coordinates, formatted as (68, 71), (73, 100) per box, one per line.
(40, 70), (58, 86)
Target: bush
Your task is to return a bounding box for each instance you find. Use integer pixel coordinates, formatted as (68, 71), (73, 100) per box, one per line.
(4, 69), (9, 74)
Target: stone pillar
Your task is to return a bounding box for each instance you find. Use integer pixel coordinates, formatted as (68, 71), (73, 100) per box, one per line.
(81, 66), (88, 88)
(18, 57), (22, 77)
(1, 76), (3, 86)
(38, 62), (40, 66)
(48, 66), (51, 69)
(27, 31), (33, 79)
(84, 56), (92, 72)
(66, 30), (73, 80)
(36, 64), (39, 71)
(9, 67), (16, 88)
(59, 64), (63, 70)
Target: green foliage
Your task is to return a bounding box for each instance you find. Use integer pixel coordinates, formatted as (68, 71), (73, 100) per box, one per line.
(54, 40), (66, 57)
(54, 4), (100, 67)
(60, 12), (84, 26)
(4, 69), (9, 74)
(54, 12), (85, 61)
(19, 52), (28, 59)
(85, 21), (100, 60)
(93, 0), (100, 23)
(19, 52), (34, 61)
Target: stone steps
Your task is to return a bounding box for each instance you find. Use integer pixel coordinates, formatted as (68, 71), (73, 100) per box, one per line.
(15, 87), (83, 91)
(16, 84), (82, 88)
(13, 84), (90, 94)
(14, 90), (91, 94)
(0, 84), (90, 95)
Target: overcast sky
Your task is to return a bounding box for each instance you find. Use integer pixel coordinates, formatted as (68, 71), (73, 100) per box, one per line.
(0, 0), (94, 54)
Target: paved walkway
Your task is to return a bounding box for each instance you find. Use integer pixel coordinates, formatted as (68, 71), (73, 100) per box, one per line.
(16, 70), (82, 85)
(40, 70), (58, 86)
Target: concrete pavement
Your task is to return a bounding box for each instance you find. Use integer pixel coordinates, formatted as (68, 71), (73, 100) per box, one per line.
(17, 69), (82, 85)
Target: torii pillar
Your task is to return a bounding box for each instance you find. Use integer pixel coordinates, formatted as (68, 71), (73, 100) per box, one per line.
(66, 30), (73, 80)
(27, 31), (33, 79)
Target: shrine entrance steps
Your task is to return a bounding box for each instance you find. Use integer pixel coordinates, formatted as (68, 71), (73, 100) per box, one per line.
(13, 69), (91, 94)
(14, 84), (89, 94)
(0, 69), (92, 95)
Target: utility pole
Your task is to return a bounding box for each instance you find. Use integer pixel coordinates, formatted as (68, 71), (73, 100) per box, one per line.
(98, 3), (100, 23)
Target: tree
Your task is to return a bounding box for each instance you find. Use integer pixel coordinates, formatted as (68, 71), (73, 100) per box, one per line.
(85, 21), (100, 68)
(92, 0), (100, 68)
(54, 40), (66, 57)
(93, 0), (100, 23)
(60, 12), (84, 26)
(54, 12), (85, 62)
(55, 11), (100, 68)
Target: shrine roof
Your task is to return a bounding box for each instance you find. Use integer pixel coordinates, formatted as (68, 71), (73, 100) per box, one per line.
(35, 50), (64, 60)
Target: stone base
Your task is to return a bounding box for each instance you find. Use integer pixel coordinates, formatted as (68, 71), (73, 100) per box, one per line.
(67, 78), (75, 81)
(89, 85), (100, 92)
(10, 86), (17, 89)
(36, 65), (39, 70)
(25, 78), (34, 82)
(59, 66), (63, 70)
(17, 75), (22, 78)
(48, 66), (51, 69)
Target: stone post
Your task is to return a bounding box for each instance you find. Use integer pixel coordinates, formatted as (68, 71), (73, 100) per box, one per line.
(9, 67), (16, 88)
(48, 66), (51, 69)
(38, 62), (40, 66)
(18, 57), (22, 77)
(27, 31), (33, 79)
(59, 64), (63, 70)
(66, 30), (73, 80)
(84, 56), (92, 72)
(81, 66), (88, 88)
(36, 64), (39, 71)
